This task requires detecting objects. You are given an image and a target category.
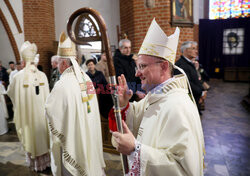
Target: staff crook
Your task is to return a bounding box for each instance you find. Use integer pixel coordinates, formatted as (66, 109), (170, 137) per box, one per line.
(67, 7), (129, 175)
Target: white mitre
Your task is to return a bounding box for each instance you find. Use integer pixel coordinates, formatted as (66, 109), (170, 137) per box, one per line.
(20, 41), (37, 62)
(139, 19), (197, 103)
(138, 18), (180, 65)
(57, 32), (76, 58)
(57, 32), (94, 104)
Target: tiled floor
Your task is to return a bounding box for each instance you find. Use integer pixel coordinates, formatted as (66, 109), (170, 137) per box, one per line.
(202, 79), (250, 176)
(0, 79), (249, 176)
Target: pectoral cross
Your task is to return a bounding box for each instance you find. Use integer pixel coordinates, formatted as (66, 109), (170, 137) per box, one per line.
(34, 78), (39, 95)
(35, 85), (39, 95)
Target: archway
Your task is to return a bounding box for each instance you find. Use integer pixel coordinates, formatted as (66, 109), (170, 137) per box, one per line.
(0, 8), (20, 66)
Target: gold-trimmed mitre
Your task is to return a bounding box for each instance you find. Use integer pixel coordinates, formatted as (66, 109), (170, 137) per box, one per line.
(57, 32), (94, 105)
(138, 18), (180, 65)
(20, 41), (37, 62)
(57, 32), (76, 57)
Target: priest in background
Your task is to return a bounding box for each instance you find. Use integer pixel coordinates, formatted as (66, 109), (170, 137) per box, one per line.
(7, 41), (50, 171)
(45, 32), (105, 176)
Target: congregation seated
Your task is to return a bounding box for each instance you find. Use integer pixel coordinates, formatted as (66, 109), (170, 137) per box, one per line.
(174, 41), (207, 115)
(193, 59), (210, 91)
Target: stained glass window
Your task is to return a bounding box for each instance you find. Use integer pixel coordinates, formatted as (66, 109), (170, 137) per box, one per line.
(209, 0), (250, 19)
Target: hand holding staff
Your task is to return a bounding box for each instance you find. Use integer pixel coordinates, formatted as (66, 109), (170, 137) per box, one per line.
(67, 7), (129, 175)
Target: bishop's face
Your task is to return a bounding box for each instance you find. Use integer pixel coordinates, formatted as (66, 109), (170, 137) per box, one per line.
(58, 58), (69, 74)
(135, 55), (163, 92)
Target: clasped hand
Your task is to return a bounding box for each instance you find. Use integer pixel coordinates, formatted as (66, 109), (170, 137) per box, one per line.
(112, 121), (135, 155)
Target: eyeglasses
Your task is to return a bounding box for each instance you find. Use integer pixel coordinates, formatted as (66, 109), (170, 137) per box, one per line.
(135, 61), (164, 72)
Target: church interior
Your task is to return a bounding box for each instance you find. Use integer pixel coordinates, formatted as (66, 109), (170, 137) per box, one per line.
(0, 0), (249, 175)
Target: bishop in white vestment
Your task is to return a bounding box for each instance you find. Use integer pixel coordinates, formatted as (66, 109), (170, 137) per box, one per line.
(7, 41), (50, 171)
(109, 19), (205, 176)
(45, 32), (105, 176)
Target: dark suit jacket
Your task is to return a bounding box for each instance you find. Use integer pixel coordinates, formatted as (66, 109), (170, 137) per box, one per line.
(113, 49), (141, 101)
(174, 56), (203, 105)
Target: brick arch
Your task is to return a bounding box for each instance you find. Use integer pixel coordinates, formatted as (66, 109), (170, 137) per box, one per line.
(0, 8), (21, 62)
(4, 0), (22, 33)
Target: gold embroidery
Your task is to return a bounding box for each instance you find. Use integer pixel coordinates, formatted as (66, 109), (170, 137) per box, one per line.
(82, 94), (94, 102)
(138, 127), (144, 136)
(114, 109), (121, 113)
(142, 42), (175, 53)
(80, 83), (87, 91)
(162, 75), (188, 93)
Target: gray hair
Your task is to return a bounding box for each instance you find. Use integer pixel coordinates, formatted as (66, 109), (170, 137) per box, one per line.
(51, 55), (59, 62)
(180, 41), (197, 53)
(119, 39), (131, 48)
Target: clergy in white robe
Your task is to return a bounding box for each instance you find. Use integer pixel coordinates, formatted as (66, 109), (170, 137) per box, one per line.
(9, 61), (23, 84)
(0, 82), (8, 135)
(45, 32), (105, 176)
(109, 19), (205, 176)
(7, 41), (50, 171)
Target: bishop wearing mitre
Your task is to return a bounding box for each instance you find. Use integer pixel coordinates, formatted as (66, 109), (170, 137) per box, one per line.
(7, 41), (50, 171)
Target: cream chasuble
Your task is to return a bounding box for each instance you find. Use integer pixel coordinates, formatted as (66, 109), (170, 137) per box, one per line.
(125, 75), (205, 176)
(45, 67), (105, 176)
(7, 64), (50, 158)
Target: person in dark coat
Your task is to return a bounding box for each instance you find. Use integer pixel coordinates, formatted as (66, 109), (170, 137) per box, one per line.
(192, 58), (210, 90)
(113, 39), (141, 101)
(86, 59), (107, 89)
(86, 59), (112, 118)
(0, 61), (9, 87)
(49, 55), (60, 91)
(174, 41), (207, 114)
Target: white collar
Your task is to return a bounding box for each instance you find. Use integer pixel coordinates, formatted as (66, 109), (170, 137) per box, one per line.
(150, 77), (175, 94)
(183, 55), (193, 63)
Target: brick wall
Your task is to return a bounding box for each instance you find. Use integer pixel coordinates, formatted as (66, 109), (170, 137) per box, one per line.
(120, 0), (197, 60)
(193, 24), (199, 43)
(23, 0), (56, 76)
(120, 0), (135, 44)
